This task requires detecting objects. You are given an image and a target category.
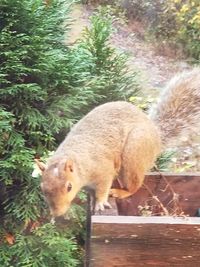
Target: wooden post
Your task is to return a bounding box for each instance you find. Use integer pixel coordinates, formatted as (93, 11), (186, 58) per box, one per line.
(85, 194), (92, 267)
(85, 197), (118, 266)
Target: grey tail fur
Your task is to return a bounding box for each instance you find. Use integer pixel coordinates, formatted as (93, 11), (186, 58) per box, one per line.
(149, 68), (200, 148)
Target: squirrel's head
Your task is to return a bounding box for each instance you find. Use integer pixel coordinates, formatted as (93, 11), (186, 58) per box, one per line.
(35, 158), (79, 217)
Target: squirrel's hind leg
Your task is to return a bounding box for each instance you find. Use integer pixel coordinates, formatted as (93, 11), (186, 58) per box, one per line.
(111, 124), (160, 199)
(110, 188), (134, 199)
(110, 173), (144, 199)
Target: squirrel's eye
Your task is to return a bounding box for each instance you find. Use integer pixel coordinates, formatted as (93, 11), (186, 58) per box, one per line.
(66, 181), (72, 192)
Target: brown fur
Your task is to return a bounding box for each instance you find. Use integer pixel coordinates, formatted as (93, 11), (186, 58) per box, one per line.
(150, 68), (200, 147)
(37, 68), (200, 217)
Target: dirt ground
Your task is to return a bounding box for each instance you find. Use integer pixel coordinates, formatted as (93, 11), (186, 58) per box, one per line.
(67, 4), (200, 172)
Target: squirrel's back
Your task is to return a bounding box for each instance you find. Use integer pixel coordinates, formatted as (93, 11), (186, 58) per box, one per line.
(57, 101), (159, 154)
(150, 68), (200, 147)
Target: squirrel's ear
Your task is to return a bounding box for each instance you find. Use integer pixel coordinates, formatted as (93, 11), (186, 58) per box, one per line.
(34, 159), (46, 172)
(65, 159), (73, 173)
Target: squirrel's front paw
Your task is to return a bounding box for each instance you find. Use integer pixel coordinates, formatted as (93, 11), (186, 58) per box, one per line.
(95, 201), (112, 212)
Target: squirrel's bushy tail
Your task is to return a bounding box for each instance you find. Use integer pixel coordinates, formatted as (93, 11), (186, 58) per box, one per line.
(150, 68), (200, 148)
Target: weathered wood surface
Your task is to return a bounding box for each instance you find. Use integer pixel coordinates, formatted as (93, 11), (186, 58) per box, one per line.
(115, 173), (200, 216)
(89, 216), (200, 267)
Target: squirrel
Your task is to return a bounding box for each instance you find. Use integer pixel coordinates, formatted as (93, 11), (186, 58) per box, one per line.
(35, 68), (200, 218)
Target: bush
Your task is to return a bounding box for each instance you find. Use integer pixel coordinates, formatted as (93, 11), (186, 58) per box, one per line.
(0, 223), (81, 267)
(145, 0), (200, 59)
(0, 1), (84, 265)
(89, 1), (200, 60)
(70, 7), (139, 109)
(173, 0), (200, 59)
(0, 0), (139, 266)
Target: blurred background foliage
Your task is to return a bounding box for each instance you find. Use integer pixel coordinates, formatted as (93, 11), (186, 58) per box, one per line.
(86, 0), (200, 61)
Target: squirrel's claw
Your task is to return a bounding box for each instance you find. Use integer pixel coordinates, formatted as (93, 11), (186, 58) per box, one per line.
(50, 217), (55, 225)
(95, 201), (112, 212)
